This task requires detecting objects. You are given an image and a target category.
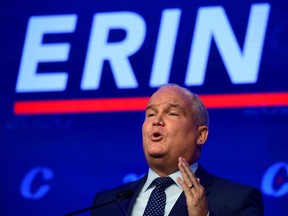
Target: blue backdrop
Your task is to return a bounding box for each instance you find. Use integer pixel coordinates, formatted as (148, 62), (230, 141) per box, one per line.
(1, 0), (287, 215)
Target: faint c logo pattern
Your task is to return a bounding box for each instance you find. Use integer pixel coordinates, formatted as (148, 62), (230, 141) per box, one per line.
(261, 162), (288, 197)
(21, 167), (53, 199)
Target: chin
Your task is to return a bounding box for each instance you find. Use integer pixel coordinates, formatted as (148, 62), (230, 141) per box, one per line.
(148, 152), (165, 158)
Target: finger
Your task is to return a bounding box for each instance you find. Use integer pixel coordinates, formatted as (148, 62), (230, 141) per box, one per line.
(178, 157), (199, 196)
(179, 157), (196, 185)
(176, 174), (195, 200)
(178, 157), (193, 188)
(176, 176), (191, 193)
(177, 159), (198, 202)
(180, 157), (201, 188)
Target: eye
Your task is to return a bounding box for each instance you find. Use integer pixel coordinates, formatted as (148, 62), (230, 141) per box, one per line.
(169, 112), (178, 116)
(147, 113), (156, 117)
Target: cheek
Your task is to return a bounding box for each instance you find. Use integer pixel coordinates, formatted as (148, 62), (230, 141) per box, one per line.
(142, 121), (146, 134)
(142, 121), (149, 140)
(172, 125), (196, 144)
(142, 118), (152, 130)
(168, 124), (186, 137)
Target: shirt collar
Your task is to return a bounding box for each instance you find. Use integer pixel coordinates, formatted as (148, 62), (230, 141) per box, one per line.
(143, 161), (198, 192)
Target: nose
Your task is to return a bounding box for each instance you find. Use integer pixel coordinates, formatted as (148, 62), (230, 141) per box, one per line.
(152, 115), (164, 126)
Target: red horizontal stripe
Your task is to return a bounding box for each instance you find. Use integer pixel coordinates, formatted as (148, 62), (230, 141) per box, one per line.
(200, 92), (288, 108)
(14, 97), (149, 114)
(14, 92), (288, 114)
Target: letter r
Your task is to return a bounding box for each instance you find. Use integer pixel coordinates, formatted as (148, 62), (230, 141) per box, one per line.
(81, 12), (146, 90)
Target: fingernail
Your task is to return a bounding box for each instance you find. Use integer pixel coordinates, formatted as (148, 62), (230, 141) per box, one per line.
(181, 158), (186, 166)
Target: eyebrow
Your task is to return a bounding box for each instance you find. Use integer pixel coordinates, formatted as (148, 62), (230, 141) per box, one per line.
(146, 103), (185, 112)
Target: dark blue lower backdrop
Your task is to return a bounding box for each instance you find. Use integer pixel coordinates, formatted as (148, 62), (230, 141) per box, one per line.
(0, 0), (287, 215)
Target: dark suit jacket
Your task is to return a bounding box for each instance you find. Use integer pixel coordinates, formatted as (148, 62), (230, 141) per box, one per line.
(91, 164), (264, 216)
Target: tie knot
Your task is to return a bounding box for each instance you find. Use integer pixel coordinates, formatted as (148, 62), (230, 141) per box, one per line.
(152, 177), (174, 190)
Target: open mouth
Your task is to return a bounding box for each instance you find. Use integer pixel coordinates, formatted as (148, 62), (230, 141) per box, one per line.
(150, 132), (163, 141)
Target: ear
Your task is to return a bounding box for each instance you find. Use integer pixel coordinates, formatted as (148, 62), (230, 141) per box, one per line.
(196, 125), (208, 145)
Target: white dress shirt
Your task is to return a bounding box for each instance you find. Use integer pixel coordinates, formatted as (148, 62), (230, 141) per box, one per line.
(131, 162), (198, 216)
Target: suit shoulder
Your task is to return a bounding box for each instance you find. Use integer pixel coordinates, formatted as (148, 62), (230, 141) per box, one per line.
(207, 175), (264, 215)
(211, 175), (260, 194)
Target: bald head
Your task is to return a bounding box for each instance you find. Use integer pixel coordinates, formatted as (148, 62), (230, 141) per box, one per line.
(157, 84), (209, 127)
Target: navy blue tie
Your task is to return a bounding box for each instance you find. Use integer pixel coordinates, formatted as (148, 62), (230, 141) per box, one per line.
(143, 177), (174, 216)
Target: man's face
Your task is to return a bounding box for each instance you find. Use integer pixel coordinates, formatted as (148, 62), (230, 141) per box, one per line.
(142, 86), (202, 175)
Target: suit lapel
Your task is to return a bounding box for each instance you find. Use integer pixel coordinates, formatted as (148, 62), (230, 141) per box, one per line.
(195, 164), (212, 196)
(122, 175), (148, 215)
(168, 192), (189, 216)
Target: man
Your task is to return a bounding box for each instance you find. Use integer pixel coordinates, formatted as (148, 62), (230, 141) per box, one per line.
(91, 84), (264, 216)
